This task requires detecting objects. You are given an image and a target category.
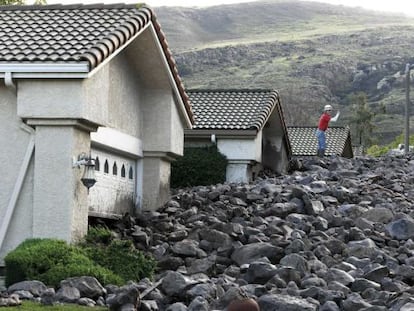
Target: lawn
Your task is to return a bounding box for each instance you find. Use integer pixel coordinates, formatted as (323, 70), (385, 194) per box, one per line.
(0, 301), (108, 310)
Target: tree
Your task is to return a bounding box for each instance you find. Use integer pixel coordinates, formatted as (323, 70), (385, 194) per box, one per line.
(0, 0), (24, 4)
(0, 0), (46, 4)
(349, 92), (375, 147)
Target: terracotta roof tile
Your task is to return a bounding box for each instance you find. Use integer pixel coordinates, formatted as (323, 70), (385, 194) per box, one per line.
(0, 3), (193, 122)
(187, 89), (279, 130)
(288, 126), (352, 157)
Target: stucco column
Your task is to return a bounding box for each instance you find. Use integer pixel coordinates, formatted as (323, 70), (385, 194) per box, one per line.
(142, 152), (172, 210)
(27, 119), (96, 243)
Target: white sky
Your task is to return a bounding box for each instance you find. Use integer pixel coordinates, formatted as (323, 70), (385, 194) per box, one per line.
(41, 0), (414, 17)
(143, 0), (414, 17)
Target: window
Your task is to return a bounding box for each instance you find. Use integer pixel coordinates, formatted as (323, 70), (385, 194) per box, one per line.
(121, 164), (126, 178)
(95, 157), (100, 171)
(129, 167), (133, 179)
(104, 160), (109, 174)
(113, 162), (118, 175)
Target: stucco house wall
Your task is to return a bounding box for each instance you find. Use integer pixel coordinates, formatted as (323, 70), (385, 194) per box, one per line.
(0, 4), (193, 266)
(0, 84), (35, 263)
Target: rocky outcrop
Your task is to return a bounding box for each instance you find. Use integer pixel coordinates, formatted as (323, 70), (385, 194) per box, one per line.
(5, 155), (414, 310)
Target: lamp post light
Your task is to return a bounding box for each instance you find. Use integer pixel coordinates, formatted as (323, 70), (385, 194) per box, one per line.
(73, 153), (97, 193)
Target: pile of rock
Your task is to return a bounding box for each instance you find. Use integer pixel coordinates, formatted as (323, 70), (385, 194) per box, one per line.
(4, 155), (414, 310)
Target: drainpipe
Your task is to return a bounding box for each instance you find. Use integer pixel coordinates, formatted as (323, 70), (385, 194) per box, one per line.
(211, 134), (216, 144)
(0, 74), (32, 251)
(4, 72), (16, 95)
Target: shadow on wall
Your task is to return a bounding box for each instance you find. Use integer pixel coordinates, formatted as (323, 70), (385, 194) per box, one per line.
(262, 139), (283, 173)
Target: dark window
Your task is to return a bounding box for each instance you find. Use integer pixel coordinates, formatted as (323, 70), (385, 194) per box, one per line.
(95, 157), (100, 171)
(129, 167), (133, 179)
(104, 160), (109, 174)
(113, 162), (118, 175)
(121, 164), (126, 178)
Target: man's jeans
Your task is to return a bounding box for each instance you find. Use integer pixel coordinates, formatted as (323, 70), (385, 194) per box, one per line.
(316, 129), (326, 150)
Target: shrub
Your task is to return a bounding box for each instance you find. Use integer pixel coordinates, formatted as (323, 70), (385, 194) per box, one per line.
(40, 261), (123, 287)
(366, 133), (414, 156)
(4, 238), (122, 287)
(171, 146), (227, 187)
(84, 226), (114, 245)
(81, 228), (157, 283)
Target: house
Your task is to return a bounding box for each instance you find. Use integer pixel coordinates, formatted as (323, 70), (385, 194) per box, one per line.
(0, 4), (193, 264)
(185, 89), (291, 183)
(287, 126), (353, 158)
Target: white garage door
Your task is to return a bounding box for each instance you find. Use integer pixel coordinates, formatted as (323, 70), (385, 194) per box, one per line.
(88, 148), (137, 218)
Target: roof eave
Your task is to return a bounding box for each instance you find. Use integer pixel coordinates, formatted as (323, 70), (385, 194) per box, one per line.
(0, 63), (90, 78)
(147, 20), (193, 128)
(185, 128), (258, 138)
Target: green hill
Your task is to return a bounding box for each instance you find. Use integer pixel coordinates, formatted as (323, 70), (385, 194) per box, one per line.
(154, 0), (414, 145)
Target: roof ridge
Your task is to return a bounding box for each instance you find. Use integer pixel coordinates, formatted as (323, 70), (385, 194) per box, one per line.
(187, 88), (276, 93)
(287, 125), (348, 129)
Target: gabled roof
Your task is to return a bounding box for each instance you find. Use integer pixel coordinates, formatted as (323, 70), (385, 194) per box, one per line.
(288, 126), (353, 158)
(187, 89), (281, 131)
(0, 3), (192, 121)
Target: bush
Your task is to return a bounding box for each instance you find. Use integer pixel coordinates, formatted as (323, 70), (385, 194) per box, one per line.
(41, 261), (123, 288)
(4, 238), (122, 287)
(366, 133), (414, 156)
(171, 146), (227, 187)
(81, 227), (157, 283)
(83, 226), (114, 245)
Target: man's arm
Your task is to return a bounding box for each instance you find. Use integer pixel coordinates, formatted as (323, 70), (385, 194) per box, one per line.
(331, 111), (340, 122)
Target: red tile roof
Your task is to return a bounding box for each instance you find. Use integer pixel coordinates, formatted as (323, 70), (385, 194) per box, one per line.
(0, 3), (193, 122)
(188, 89), (280, 130)
(288, 126), (353, 157)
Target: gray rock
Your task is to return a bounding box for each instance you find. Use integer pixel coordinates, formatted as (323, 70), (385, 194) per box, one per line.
(55, 286), (80, 303)
(106, 283), (140, 311)
(8, 280), (47, 297)
(258, 293), (317, 311)
(166, 302), (188, 311)
(231, 242), (283, 265)
(60, 276), (106, 300)
(245, 261), (278, 284)
(386, 218), (414, 240)
(161, 271), (197, 297)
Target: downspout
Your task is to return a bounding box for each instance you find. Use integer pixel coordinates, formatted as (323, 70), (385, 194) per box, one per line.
(4, 72), (16, 95)
(0, 74), (34, 250)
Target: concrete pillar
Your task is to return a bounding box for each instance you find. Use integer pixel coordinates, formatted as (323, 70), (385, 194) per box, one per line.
(27, 119), (96, 243)
(142, 152), (172, 210)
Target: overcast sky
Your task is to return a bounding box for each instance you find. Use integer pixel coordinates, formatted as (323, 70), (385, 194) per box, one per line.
(41, 0), (414, 17)
(142, 0), (414, 17)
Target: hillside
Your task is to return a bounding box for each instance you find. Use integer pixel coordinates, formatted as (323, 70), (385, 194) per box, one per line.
(153, 0), (414, 145)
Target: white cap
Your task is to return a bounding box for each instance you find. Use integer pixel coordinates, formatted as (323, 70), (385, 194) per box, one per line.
(324, 104), (333, 111)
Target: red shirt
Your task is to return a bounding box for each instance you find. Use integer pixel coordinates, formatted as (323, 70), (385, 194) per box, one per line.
(318, 113), (331, 131)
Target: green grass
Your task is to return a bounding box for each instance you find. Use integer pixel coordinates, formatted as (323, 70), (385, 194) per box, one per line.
(0, 301), (107, 310)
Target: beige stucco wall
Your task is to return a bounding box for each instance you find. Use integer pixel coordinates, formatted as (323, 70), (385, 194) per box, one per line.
(262, 110), (289, 173)
(142, 156), (171, 209)
(0, 84), (34, 264)
(141, 90), (184, 156)
(217, 136), (261, 162)
(18, 56), (143, 139)
(31, 125), (91, 242)
(0, 26), (190, 264)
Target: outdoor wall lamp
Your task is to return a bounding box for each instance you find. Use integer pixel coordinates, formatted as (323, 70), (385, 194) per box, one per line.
(73, 153), (97, 193)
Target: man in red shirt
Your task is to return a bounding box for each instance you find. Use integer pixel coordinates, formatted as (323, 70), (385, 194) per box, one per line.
(316, 104), (340, 157)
